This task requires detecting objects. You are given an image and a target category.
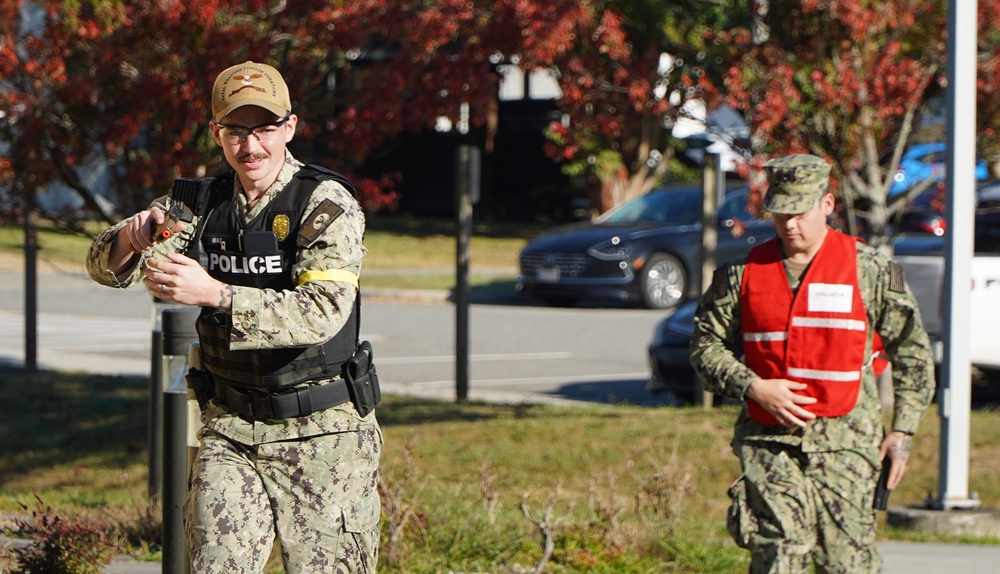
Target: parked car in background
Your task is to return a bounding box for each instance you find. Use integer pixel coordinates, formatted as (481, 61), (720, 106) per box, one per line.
(896, 182), (949, 236)
(896, 178), (1000, 236)
(888, 141), (989, 197)
(517, 183), (775, 309)
(893, 205), (1000, 372)
(646, 299), (700, 400)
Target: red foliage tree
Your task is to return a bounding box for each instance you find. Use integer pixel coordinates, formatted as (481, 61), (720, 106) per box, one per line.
(5, 0), (999, 233)
(539, 1), (734, 213)
(0, 0), (591, 223)
(976, 1), (1000, 165)
(718, 0), (1000, 246)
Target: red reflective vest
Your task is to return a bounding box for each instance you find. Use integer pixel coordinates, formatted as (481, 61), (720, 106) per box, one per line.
(741, 230), (875, 426)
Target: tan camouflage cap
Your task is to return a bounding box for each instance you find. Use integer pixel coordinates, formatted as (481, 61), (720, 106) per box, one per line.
(211, 61), (291, 122)
(762, 154), (832, 214)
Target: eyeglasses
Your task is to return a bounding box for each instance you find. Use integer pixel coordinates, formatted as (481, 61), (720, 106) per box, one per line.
(213, 115), (290, 144)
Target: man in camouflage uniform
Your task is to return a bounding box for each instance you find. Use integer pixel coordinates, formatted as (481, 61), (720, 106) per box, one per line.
(87, 62), (380, 573)
(690, 154), (935, 573)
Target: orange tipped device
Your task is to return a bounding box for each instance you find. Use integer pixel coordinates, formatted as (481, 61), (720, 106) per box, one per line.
(149, 177), (207, 251)
(151, 212), (181, 244)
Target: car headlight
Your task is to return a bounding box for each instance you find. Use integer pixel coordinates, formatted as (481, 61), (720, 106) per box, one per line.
(589, 236), (635, 261)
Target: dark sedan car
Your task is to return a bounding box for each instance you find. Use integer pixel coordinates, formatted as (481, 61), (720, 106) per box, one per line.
(646, 299), (700, 401)
(517, 184), (776, 309)
(895, 179), (999, 236)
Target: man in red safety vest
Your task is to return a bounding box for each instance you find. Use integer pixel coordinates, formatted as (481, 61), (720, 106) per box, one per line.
(690, 153), (935, 573)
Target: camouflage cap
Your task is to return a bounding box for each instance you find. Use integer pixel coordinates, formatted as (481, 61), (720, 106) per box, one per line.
(762, 154), (832, 214)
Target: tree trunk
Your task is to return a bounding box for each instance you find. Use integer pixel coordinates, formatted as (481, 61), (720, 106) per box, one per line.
(989, 157), (1000, 180)
(864, 195), (893, 254)
(599, 168), (628, 213)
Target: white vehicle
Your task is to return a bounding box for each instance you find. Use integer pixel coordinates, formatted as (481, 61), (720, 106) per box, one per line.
(893, 209), (1000, 371)
(969, 256), (1000, 369)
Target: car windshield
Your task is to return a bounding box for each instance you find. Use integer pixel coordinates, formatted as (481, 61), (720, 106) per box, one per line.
(599, 189), (701, 225)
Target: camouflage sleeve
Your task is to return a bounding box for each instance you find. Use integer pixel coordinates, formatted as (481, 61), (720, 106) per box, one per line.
(690, 256), (759, 400)
(862, 249), (936, 434)
(86, 196), (171, 288)
(228, 180), (367, 350)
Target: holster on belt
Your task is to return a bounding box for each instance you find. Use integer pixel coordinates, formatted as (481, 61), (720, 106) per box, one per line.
(186, 340), (381, 419)
(185, 368), (215, 410)
(344, 340), (381, 417)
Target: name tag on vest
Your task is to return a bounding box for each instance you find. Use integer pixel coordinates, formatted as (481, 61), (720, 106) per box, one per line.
(808, 283), (853, 313)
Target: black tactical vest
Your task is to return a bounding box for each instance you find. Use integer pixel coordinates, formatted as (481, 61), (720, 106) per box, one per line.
(194, 166), (360, 389)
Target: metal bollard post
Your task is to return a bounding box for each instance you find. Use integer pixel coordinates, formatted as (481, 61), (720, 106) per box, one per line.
(149, 296), (182, 498)
(161, 308), (199, 574)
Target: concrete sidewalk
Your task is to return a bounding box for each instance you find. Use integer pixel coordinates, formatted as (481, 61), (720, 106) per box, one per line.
(879, 540), (1000, 573)
(1, 539), (993, 573)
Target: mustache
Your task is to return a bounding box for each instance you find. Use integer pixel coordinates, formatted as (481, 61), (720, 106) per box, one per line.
(238, 152), (268, 163)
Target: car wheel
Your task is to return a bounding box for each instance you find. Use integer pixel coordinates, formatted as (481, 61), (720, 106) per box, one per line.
(639, 253), (686, 310)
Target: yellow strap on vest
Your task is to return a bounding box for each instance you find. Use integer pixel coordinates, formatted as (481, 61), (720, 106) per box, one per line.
(297, 269), (359, 289)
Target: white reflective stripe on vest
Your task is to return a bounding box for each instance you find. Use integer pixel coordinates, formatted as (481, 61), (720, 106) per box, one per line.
(743, 331), (788, 342)
(787, 367), (862, 381)
(790, 316), (866, 331)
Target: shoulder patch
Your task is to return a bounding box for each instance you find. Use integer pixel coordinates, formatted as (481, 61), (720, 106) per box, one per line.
(707, 266), (730, 301)
(298, 199), (344, 248)
(888, 261), (906, 293)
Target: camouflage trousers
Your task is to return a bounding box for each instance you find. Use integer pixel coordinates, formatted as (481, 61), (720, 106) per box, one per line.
(727, 442), (882, 574)
(185, 426), (382, 574)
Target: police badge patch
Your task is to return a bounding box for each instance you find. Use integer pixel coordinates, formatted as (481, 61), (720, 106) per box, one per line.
(272, 213), (290, 242)
(298, 199), (344, 247)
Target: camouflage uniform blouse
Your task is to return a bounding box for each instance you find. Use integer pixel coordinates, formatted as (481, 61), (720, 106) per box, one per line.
(690, 238), (935, 451)
(87, 152), (374, 445)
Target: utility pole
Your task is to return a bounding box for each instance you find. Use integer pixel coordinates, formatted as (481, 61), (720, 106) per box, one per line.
(934, 0), (979, 511)
(23, 191), (38, 372)
(697, 153), (723, 408)
(455, 143), (480, 403)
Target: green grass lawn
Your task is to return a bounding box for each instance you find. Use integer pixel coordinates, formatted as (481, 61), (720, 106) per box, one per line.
(2, 365), (999, 572)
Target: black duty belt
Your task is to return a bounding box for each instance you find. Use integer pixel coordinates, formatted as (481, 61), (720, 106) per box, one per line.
(214, 378), (350, 420)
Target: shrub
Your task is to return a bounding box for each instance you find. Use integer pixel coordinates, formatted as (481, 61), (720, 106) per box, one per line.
(11, 495), (119, 574)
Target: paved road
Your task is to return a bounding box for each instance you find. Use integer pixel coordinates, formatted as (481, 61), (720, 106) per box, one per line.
(1, 260), (676, 407)
(3, 263), (1000, 572)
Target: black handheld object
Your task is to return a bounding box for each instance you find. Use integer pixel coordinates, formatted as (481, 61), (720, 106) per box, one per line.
(874, 458), (892, 511)
(150, 178), (210, 252)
